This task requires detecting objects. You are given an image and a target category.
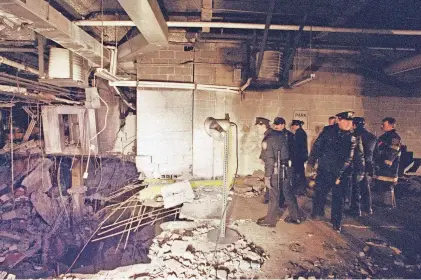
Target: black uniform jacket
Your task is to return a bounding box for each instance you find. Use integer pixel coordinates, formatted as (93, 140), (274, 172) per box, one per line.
(261, 130), (290, 178)
(355, 128), (377, 176)
(308, 124), (365, 180)
(291, 127), (308, 163)
(374, 129), (401, 182)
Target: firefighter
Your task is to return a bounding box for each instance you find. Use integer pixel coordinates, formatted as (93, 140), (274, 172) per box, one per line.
(307, 111), (364, 232)
(347, 117), (377, 216)
(290, 120), (308, 195)
(374, 117), (401, 208)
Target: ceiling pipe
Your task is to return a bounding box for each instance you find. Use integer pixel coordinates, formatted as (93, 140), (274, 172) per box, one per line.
(0, 56), (40, 76)
(74, 20), (421, 36)
(0, 48), (37, 53)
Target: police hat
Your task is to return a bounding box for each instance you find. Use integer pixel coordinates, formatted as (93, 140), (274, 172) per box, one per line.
(291, 119), (304, 126)
(352, 117), (365, 126)
(255, 117), (270, 126)
(273, 117), (286, 125)
(335, 111), (354, 120)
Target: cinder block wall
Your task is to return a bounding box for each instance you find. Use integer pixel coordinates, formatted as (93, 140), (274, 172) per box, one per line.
(136, 43), (421, 178)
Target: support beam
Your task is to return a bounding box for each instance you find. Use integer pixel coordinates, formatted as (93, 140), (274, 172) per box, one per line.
(116, 0), (168, 61)
(315, 0), (372, 40)
(384, 54), (421, 75)
(37, 35), (46, 79)
(201, 0), (213, 32)
(0, 0), (110, 67)
(74, 20), (421, 36)
(255, 0), (276, 80)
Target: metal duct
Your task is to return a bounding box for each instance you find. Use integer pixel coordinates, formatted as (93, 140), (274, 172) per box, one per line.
(0, 0), (110, 67)
(117, 0), (168, 61)
(256, 51), (282, 82)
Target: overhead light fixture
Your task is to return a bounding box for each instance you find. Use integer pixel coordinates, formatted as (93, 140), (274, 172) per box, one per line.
(94, 68), (121, 82)
(204, 114), (239, 244)
(290, 73), (316, 88)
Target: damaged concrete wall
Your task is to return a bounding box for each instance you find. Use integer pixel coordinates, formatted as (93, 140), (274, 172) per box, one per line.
(136, 43), (421, 177)
(136, 89), (193, 177)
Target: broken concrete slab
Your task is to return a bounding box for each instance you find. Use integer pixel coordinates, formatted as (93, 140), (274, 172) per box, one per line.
(233, 184), (253, 194)
(30, 191), (60, 225)
(160, 221), (201, 232)
(21, 158), (53, 194)
(252, 170), (265, 180)
(170, 240), (189, 256)
(179, 186), (223, 220)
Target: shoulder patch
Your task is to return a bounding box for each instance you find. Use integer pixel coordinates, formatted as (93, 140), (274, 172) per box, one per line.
(262, 141), (268, 150)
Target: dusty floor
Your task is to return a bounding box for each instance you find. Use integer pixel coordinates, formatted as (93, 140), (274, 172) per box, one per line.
(229, 191), (421, 278)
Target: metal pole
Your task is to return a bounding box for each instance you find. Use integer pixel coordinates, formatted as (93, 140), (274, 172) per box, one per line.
(220, 131), (229, 239)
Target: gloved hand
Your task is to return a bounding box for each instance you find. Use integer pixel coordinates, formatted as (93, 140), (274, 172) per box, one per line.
(264, 177), (271, 189)
(305, 163), (316, 177)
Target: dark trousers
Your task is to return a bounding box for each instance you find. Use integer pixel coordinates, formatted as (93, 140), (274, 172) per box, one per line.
(351, 175), (373, 213)
(293, 160), (307, 195)
(312, 170), (348, 228)
(374, 179), (396, 207)
(264, 176), (282, 225)
(265, 168), (300, 223)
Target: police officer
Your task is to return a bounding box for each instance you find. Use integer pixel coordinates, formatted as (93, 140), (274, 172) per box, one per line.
(290, 120), (308, 195)
(257, 127), (299, 227)
(272, 117), (302, 224)
(255, 117), (273, 204)
(347, 117), (377, 216)
(374, 117), (401, 208)
(307, 111), (364, 232)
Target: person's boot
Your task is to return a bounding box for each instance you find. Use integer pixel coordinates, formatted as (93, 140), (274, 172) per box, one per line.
(284, 216), (302, 224)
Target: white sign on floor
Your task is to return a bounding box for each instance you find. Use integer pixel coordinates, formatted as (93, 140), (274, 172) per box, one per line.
(161, 180), (195, 209)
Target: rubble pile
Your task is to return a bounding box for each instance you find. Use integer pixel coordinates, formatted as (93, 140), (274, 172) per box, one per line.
(233, 170), (266, 197)
(0, 157), (139, 278)
(286, 238), (421, 279)
(132, 221), (267, 279)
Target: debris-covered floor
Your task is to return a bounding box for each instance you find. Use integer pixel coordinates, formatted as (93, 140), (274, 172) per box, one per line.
(2, 166), (421, 279)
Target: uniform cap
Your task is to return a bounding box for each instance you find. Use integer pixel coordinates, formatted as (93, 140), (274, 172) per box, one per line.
(273, 117), (286, 125)
(352, 117), (365, 126)
(255, 117), (270, 125)
(335, 111), (354, 120)
(291, 119), (304, 126)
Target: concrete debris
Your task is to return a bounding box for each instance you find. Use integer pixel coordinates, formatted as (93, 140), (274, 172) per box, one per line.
(233, 184), (253, 194)
(252, 170), (265, 180)
(21, 158), (53, 194)
(180, 186), (224, 220)
(233, 173), (266, 197)
(160, 221), (200, 232)
(30, 191), (61, 225)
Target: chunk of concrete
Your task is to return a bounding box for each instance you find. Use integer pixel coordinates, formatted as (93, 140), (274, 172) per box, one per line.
(170, 240), (189, 256)
(252, 170), (265, 180)
(233, 184), (253, 194)
(21, 158), (53, 194)
(160, 221), (200, 232)
(30, 191), (60, 225)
